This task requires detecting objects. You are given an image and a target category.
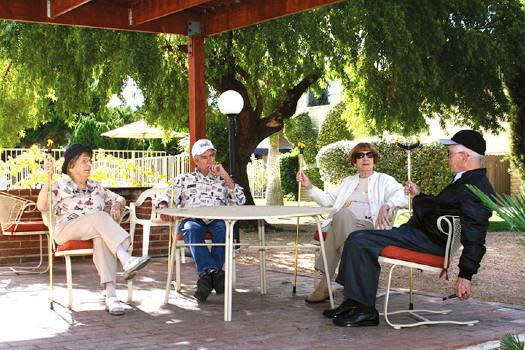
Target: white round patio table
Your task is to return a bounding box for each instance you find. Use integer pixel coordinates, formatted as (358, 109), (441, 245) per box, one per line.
(160, 205), (336, 321)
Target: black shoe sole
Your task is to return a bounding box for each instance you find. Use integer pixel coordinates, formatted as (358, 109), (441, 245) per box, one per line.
(333, 318), (379, 327)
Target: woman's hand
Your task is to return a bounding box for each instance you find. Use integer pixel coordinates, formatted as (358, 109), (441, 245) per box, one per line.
(375, 204), (391, 229)
(296, 171), (313, 190)
(43, 157), (54, 185)
(110, 201), (122, 222)
(404, 180), (420, 198)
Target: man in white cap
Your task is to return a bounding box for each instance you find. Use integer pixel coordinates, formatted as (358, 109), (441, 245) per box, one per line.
(156, 139), (245, 302)
(324, 129), (495, 327)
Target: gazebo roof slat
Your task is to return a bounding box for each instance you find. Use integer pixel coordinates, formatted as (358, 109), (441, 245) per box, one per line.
(0, 0), (344, 36)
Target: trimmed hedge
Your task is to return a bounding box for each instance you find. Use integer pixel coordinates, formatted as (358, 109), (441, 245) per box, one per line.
(317, 102), (353, 150)
(316, 140), (451, 195)
(279, 151), (323, 200)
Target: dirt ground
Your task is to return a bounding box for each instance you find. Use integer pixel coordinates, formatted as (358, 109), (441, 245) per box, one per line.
(236, 223), (525, 306)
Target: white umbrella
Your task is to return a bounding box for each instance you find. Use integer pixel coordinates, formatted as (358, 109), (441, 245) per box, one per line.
(101, 120), (186, 140)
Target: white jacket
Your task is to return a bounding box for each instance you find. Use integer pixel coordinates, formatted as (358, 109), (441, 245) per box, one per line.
(309, 172), (408, 230)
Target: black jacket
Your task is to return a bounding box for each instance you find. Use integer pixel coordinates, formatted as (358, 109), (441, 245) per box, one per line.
(407, 168), (494, 280)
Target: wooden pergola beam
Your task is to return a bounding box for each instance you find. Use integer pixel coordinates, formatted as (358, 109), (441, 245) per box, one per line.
(0, 0), (190, 35)
(48, 0), (92, 18)
(131, 0), (213, 26)
(205, 0), (345, 36)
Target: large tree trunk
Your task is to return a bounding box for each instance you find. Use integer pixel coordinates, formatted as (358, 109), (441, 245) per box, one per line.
(506, 67), (525, 184)
(265, 131), (284, 205)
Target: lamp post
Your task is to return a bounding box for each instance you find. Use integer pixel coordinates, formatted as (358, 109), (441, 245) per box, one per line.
(218, 90), (244, 180)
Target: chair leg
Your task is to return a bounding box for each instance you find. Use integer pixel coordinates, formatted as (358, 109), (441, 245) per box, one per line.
(175, 247), (181, 292)
(5, 234), (49, 275)
(381, 264), (478, 329)
(65, 256), (73, 310)
(127, 279), (133, 304)
(142, 223), (151, 257)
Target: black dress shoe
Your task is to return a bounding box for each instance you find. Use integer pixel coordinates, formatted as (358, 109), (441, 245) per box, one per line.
(323, 300), (359, 319)
(194, 271), (214, 302)
(212, 270), (225, 295)
(333, 308), (380, 327)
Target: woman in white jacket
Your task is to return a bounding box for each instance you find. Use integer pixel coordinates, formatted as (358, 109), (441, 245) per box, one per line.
(297, 142), (407, 303)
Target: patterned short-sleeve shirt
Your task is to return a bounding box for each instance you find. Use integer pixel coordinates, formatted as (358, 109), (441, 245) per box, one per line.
(51, 177), (121, 231)
(154, 169), (246, 223)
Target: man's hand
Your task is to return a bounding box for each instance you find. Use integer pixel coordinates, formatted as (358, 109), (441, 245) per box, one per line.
(296, 171), (313, 190)
(375, 204), (391, 229)
(454, 277), (472, 300)
(209, 163), (235, 189)
(404, 180), (421, 198)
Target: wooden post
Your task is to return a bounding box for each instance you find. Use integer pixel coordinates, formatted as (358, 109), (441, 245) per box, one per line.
(188, 22), (206, 169)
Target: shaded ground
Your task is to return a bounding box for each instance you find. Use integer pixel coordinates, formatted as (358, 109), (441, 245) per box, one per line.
(236, 221), (525, 306)
(1, 258), (524, 349)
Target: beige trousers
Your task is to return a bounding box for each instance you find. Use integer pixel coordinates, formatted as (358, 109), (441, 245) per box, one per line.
(314, 208), (374, 279)
(56, 211), (131, 285)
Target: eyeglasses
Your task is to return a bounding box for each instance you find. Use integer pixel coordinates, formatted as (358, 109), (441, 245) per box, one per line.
(356, 151), (374, 159)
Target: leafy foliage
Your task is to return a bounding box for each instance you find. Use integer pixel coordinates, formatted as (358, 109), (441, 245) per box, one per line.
(317, 140), (450, 195)
(469, 185), (525, 248)
(500, 333), (525, 350)
(279, 152), (299, 199)
(316, 102), (353, 150)
(283, 112), (318, 165)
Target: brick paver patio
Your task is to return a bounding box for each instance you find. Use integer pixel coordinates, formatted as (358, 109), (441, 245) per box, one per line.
(1, 258), (524, 349)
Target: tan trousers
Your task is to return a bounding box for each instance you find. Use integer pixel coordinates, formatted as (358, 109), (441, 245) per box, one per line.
(56, 211), (131, 285)
(314, 208), (374, 279)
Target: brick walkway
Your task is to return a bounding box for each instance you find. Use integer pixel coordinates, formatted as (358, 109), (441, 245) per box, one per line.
(0, 259), (524, 349)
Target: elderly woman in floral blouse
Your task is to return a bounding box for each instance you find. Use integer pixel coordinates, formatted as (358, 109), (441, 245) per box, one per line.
(37, 144), (150, 316)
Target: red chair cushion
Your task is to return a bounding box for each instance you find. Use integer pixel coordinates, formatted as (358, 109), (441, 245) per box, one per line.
(380, 246), (444, 268)
(56, 240), (93, 252)
(4, 221), (48, 233)
(177, 232), (213, 241)
(312, 230), (328, 241)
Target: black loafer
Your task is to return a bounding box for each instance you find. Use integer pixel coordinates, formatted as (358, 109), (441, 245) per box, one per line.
(194, 272), (214, 302)
(212, 270), (225, 295)
(323, 300), (359, 319)
(333, 308), (380, 327)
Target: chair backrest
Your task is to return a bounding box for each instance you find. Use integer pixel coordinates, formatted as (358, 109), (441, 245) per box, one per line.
(0, 192), (35, 232)
(134, 186), (169, 220)
(436, 215), (461, 269)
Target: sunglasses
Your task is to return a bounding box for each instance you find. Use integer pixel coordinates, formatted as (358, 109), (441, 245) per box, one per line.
(356, 151), (374, 159)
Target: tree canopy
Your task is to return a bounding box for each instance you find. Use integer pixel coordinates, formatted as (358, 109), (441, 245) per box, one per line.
(1, 0), (525, 199)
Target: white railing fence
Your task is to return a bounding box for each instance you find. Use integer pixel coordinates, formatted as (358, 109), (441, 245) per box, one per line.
(0, 148), (266, 198)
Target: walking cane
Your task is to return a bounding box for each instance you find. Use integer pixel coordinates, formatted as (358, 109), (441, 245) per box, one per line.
(396, 139), (420, 310)
(292, 142), (305, 294)
(46, 139), (55, 310)
(167, 183), (175, 279)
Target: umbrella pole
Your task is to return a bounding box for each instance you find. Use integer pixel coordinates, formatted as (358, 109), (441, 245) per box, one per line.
(292, 153), (303, 294)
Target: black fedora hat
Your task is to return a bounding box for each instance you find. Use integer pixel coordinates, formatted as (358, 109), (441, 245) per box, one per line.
(62, 144), (93, 174)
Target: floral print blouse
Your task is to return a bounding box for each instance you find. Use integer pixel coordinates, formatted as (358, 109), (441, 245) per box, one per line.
(51, 177), (121, 231)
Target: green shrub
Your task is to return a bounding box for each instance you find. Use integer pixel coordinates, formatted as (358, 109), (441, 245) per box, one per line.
(316, 140), (451, 195)
(280, 152), (299, 199)
(283, 112), (318, 165)
(316, 102), (353, 150)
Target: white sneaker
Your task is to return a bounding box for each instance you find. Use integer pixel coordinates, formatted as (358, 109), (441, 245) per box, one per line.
(122, 256), (151, 280)
(105, 297), (125, 316)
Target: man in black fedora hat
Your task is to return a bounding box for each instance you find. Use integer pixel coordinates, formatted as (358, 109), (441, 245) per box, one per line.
(325, 129), (495, 327)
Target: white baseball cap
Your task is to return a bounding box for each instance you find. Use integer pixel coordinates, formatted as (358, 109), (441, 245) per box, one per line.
(191, 139), (216, 157)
